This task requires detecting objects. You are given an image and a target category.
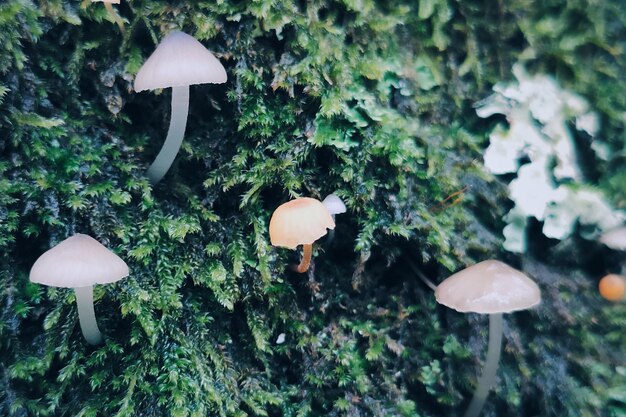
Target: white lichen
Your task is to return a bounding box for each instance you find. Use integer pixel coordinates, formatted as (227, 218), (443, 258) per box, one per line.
(477, 64), (624, 252)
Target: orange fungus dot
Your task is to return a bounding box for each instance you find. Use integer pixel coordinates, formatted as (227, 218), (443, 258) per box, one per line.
(599, 274), (626, 302)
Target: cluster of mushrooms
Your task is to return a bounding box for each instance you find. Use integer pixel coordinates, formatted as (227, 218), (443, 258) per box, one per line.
(29, 5), (626, 417)
(28, 195), (346, 345)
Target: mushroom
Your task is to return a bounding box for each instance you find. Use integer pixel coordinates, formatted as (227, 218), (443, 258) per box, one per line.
(29, 234), (129, 345)
(269, 197), (335, 273)
(91, 0), (125, 32)
(134, 31), (227, 184)
(599, 274), (626, 302)
(322, 193), (347, 216)
(435, 260), (541, 417)
(322, 193), (346, 244)
(599, 226), (626, 251)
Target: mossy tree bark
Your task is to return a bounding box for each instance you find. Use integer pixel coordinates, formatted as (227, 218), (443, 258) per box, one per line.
(0, 1), (624, 416)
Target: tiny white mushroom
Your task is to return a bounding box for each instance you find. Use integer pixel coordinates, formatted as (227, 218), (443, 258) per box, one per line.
(322, 193), (346, 245)
(135, 31), (227, 184)
(322, 193), (347, 216)
(30, 234), (129, 345)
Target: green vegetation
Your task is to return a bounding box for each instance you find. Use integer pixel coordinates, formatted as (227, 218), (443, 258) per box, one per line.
(0, 0), (624, 416)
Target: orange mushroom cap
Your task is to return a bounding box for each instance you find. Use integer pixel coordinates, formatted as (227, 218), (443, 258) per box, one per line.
(269, 197), (335, 249)
(599, 274), (626, 302)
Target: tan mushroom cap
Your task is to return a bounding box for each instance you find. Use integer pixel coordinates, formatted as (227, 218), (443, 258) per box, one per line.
(599, 226), (626, 251)
(134, 31), (227, 92)
(269, 197), (335, 249)
(30, 234), (129, 288)
(435, 260), (541, 314)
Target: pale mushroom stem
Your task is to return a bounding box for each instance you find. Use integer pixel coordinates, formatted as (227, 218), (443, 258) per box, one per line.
(406, 258), (437, 291)
(74, 286), (103, 345)
(104, 2), (125, 33)
(296, 244), (313, 273)
(146, 85), (190, 184)
(464, 313), (503, 417)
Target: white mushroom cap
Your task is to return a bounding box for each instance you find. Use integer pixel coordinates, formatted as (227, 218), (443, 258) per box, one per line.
(435, 260), (541, 314)
(134, 31), (227, 92)
(322, 193), (347, 215)
(30, 234), (129, 288)
(599, 226), (626, 251)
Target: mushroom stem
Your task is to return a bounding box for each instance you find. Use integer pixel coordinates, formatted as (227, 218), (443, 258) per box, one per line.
(296, 244), (313, 273)
(406, 258), (437, 291)
(104, 2), (125, 33)
(146, 85), (190, 184)
(463, 313), (503, 417)
(74, 286), (103, 345)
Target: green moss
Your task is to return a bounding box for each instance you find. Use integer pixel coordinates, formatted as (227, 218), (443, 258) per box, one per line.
(0, 1), (624, 416)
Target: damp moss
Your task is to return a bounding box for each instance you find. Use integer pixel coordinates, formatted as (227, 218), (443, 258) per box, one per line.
(0, 1), (624, 416)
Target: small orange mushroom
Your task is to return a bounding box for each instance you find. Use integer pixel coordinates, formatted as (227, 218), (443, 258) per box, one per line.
(269, 197), (335, 273)
(599, 274), (626, 302)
